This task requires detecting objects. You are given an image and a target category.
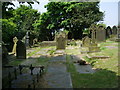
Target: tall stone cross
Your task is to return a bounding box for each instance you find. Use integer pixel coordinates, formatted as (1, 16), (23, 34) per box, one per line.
(12, 37), (18, 54)
(89, 24), (96, 43)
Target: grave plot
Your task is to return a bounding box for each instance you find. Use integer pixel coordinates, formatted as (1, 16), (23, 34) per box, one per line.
(44, 53), (73, 88)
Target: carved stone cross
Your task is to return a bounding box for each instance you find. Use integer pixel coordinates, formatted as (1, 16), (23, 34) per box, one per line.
(12, 37), (18, 54)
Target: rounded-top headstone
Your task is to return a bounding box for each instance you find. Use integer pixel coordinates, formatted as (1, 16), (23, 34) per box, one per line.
(16, 40), (26, 59)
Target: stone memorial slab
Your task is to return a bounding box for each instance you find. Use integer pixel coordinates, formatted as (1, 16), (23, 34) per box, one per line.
(16, 40), (26, 59)
(82, 36), (91, 47)
(112, 26), (117, 35)
(96, 26), (106, 42)
(74, 64), (95, 74)
(56, 32), (66, 50)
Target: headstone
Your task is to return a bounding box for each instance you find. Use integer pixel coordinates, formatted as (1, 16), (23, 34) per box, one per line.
(112, 26), (117, 35)
(56, 32), (66, 50)
(106, 26), (112, 38)
(82, 36), (91, 47)
(12, 37), (18, 54)
(89, 24), (100, 52)
(115, 26), (120, 42)
(16, 40), (26, 59)
(96, 26), (106, 42)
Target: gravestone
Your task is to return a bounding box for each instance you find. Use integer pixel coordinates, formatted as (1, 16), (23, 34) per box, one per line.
(115, 26), (120, 42)
(82, 36), (91, 47)
(89, 24), (100, 52)
(12, 37), (18, 54)
(56, 32), (66, 50)
(96, 26), (106, 42)
(16, 40), (26, 59)
(112, 26), (117, 35)
(106, 26), (112, 38)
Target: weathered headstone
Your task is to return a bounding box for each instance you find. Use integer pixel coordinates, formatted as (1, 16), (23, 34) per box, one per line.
(82, 36), (91, 47)
(115, 26), (120, 42)
(12, 37), (18, 54)
(106, 26), (112, 38)
(89, 24), (100, 52)
(96, 26), (106, 42)
(16, 40), (26, 59)
(56, 32), (66, 50)
(112, 26), (117, 35)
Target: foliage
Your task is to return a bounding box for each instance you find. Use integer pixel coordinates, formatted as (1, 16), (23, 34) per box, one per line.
(35, 2), (103, 40)
(11, 5), (40, 39)
(1, 19), (18, 44)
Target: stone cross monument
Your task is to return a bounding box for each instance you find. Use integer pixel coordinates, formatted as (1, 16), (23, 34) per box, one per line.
(12, 37), (18, 54)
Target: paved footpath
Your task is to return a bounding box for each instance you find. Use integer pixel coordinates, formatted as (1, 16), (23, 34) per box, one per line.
(44, 53), (73, 88)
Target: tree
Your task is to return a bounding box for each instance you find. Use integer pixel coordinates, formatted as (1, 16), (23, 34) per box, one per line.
(2, 1), (39, 19)
(11, 5), (40, 39)
(1, 19), (17, 44)
(35, 2), (103, 40)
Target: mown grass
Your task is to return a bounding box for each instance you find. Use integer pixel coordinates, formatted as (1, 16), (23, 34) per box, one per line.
(66, 55), (118, 88)
(66, 40), (118, 88)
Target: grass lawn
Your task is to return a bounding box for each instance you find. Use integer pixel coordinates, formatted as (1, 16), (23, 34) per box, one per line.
(66, 40), (119, 88)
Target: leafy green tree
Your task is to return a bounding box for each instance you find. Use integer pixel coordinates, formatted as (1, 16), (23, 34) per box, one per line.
(35, 2), (103, 40)
(1, 19), (17, 43)
(11, 5), (40, 39)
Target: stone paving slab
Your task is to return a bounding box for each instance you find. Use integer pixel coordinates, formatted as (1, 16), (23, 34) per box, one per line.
(45, 72), (72, 88)
(45, 63), (72, 88)
(49, 55), (66, 62)
(74, 64), (95, 74)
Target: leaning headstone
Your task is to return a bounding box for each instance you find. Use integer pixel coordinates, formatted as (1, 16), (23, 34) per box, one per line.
(82, 36), (91, 47)
(96, 26), (106, 42)
(12, 37), (18, 54)
(16, 40), (26, 59)
(56, 32), (66, 50)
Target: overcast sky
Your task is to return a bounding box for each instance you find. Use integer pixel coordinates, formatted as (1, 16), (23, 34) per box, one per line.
(11, 0), (119, 27)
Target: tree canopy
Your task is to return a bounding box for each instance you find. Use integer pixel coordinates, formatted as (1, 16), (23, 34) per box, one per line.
(34, 2), (104, 40)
